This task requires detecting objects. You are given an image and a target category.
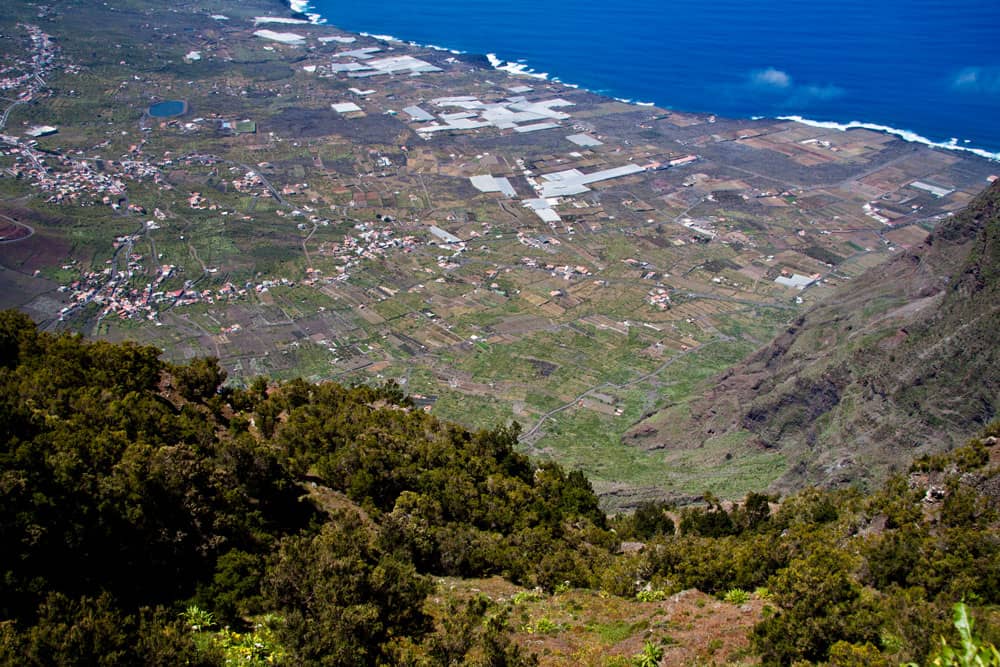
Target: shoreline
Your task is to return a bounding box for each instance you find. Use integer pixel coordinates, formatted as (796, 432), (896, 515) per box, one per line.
(777, 116), (1000, 163)
(279, 0), (999, 163)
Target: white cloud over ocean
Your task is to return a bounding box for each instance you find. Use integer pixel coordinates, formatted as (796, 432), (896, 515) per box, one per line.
(952, 67), (1000, 94)
(750, 67), (792, 89)
(743, 67), (844, 107)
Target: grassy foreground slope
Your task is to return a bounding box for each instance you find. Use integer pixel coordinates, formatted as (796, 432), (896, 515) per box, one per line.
(628, 181), (1000, 494)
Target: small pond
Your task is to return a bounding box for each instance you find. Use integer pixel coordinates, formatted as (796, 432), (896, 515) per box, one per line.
(148, 100), (187, 118)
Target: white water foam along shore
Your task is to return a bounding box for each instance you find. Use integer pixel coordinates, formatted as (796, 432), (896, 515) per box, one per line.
(285, 0), (1000, 161)
(778, 116), (1000, 162)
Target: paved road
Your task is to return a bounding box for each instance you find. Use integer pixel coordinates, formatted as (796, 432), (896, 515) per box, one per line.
(0, 99), (28, 132)
(0, 213), (35, 244)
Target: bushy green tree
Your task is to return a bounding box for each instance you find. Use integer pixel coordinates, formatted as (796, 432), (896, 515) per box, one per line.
(264, 510), (432, 665)
(630, 501), (676, 539)
(173, 356), (226, 402)
(752, 547), (881, 665)
(679, 493), (737, 537)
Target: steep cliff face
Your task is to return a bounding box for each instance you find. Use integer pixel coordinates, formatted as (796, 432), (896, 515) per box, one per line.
(628, 181), (1000, 493)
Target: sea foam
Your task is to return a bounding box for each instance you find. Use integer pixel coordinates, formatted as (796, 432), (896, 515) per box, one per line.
(778, 116), (1000, 162)
(486, 54), (550, 81)
(359, 32), (403, 43)
(282, 0), (701, 111)
(287, 0), (324, 25)
(283, 1), (1000, 160)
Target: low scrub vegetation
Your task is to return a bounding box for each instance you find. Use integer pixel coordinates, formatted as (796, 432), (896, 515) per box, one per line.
(0, 310), (997, 665)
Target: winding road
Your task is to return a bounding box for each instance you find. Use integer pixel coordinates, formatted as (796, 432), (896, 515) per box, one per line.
(0, 213), (35, 244)
(0, 98), (29, 132)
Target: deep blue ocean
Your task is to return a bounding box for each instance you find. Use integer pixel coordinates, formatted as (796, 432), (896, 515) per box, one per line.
(303, 0), (1000, 159)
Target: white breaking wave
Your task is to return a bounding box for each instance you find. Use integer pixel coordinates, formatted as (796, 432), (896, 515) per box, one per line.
(366, 34), (461, 54)
(287, 0), (325, 24)
(486, 53), (550, 81)
(278, 1), (676, 111)
(779, 115), (1000, 162)
(278, 4), (1000, 155)
(359, 32), (403, 43)
(413, 42), (462, 54)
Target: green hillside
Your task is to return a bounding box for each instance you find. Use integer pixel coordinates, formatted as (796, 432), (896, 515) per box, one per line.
(1, 310), (998, 665)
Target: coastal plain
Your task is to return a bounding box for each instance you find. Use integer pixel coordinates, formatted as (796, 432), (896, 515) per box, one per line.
(1, 0), (996, 507)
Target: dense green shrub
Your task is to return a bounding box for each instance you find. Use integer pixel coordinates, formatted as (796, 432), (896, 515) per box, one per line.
(0, 313), (610, 661)
(2, 312), (997, 665)
(751, 547), (882, 665)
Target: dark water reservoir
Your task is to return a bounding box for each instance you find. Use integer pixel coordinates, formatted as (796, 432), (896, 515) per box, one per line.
(148, 100), (187, 118)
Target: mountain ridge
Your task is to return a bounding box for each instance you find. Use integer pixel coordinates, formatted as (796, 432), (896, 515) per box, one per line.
(628, 180), (1000, 493)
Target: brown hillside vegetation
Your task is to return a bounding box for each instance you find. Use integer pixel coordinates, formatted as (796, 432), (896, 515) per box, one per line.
(429, 578), (765, 666)
(628, 181), (1000, 493)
